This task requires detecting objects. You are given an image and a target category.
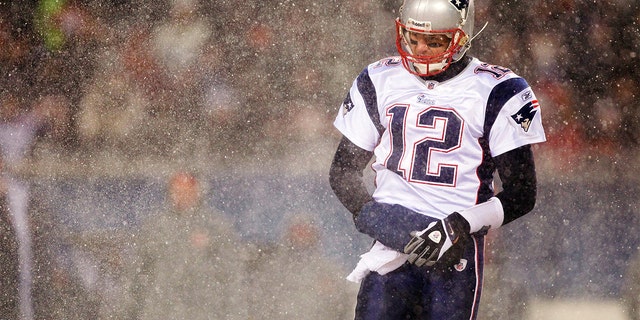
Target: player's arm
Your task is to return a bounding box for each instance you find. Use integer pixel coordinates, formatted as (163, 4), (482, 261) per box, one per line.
(329, 135), (374, 217)
(493, 144), (537, 224)
(427, 144), (537, 234)
(330, 136), (445, 252)
(404, 144), (538, 266)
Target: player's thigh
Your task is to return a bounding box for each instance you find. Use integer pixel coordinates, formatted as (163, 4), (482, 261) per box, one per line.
(423, 235), (485, 320)
(355, 263), (423, 320)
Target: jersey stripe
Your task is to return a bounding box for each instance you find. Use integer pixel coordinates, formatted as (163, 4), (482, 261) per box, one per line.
(483, 77), (530, 140)
(357, 68), (385, 136)
(475, 138), (495, 204)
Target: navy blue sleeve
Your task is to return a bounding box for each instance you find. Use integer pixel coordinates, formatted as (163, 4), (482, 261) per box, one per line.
(354, 201), (439, 252)
(356, 67), (385, 136)
(329, 136), (374, 215)
(494, 145), (537, 224)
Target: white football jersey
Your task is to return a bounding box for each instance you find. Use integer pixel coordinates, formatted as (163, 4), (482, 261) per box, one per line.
(334, 57), (546, 219)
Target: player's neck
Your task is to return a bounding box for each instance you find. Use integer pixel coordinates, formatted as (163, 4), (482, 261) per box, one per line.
(420, 56), (472, 83)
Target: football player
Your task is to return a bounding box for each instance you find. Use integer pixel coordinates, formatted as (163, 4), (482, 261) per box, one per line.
(329, 0), (546, 318)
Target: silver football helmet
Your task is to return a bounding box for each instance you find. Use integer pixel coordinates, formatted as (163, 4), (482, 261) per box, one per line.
(396, 0), (475, 77)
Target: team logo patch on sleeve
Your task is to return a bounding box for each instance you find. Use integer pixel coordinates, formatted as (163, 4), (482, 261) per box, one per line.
(511, 100), (539, 132)
(342, 94), (355, 116)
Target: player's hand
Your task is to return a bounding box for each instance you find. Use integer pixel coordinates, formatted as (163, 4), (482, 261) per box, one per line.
(403, 212), (469, 267)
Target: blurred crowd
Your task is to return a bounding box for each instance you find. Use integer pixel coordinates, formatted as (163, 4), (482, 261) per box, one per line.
(473, 0), (640, 174)
(3, 0), (640, 319)
(1, 0), (638, 175)
(1, 0), (394, 173)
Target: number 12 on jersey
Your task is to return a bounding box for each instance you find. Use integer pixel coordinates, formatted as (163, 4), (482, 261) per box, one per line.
(384, 105), (464, 187)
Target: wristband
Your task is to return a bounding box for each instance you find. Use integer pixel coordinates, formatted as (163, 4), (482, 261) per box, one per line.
(458, 197), (504, 233)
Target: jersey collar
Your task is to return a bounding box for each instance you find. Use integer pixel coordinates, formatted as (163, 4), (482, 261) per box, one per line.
(420, 55), (472, 83)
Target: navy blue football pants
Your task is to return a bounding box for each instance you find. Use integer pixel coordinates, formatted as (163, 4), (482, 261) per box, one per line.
(354, 235), (485, 320)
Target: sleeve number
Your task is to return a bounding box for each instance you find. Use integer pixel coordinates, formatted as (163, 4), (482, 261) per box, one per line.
(474, 63), (512, 79)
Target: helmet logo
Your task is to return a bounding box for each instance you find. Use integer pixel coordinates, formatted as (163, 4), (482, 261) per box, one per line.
(449, 0), (469, 11)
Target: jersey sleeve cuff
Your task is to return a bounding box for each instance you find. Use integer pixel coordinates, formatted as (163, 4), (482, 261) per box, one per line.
(458, 197), (504, 233)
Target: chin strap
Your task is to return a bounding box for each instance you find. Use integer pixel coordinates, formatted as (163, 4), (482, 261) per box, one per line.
(454, 21), (488, 62)
(469, 21), (489, 43)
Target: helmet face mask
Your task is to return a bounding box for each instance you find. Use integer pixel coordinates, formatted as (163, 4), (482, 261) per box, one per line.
(395, 0), (475, 77)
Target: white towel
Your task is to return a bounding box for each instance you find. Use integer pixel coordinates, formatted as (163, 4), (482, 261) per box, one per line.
(346, 241), (408, 283)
